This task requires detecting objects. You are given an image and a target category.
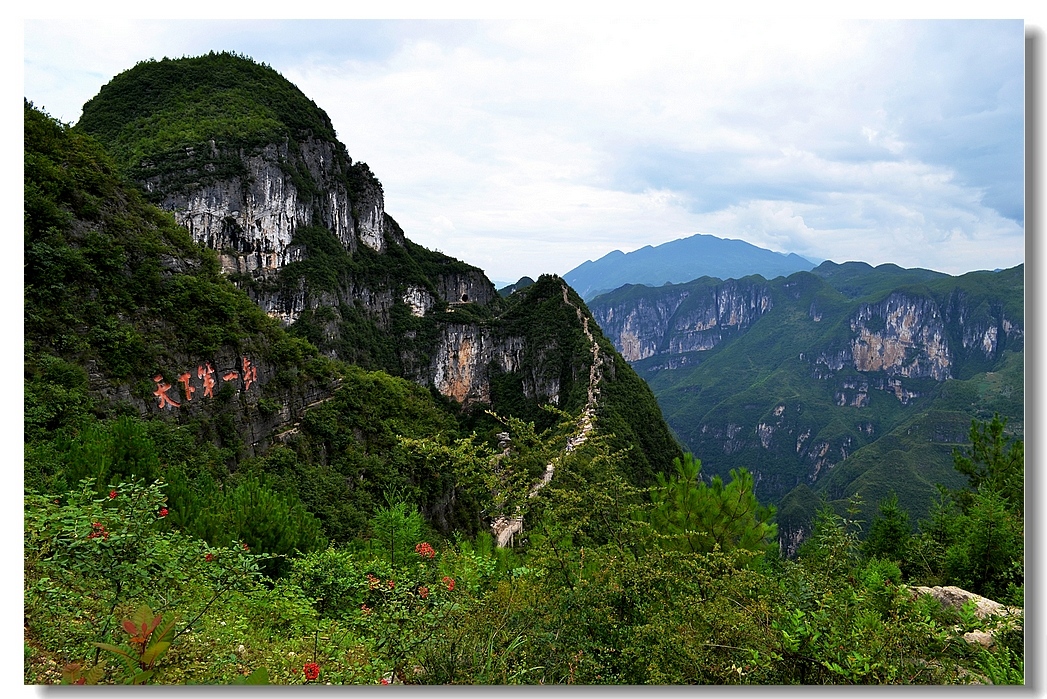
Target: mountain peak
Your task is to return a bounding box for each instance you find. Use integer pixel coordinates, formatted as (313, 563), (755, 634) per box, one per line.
(564, 232), (815, 300)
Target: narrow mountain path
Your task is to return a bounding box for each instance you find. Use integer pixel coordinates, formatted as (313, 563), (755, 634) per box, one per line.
(490, 282), (604, 547)
(272, 382), (342, 442)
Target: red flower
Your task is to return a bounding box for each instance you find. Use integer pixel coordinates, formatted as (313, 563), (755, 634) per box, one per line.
(414, 542), (436, 559)
(291, 667), (299, 674)
(442, 576), (455, 591)
(387, 579), (395, 589)
(303, 662), (320, 681)
(109, 490), (117, 499)
(418, 586), (429, 599)
(205, 553), (215, 562)
(158, 508), (169, 518)
(242, 543), (250, 552)
(361, 604), (371, 614)
(380, 678), (391, 685)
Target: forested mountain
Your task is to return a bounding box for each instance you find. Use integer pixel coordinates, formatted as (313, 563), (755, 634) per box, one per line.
(24, 52), (1023, 686)
(497, 276), (536, 297)
(69, 52), (680, 484)
(563, 232), (816, 300)
(588, 261), (1024, 550)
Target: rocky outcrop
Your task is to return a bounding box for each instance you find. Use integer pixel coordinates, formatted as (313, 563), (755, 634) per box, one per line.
(778, 525), (807, 559)
(251, 278), (396, 329)
(591, 279), (772, 362)
(89, 346), (340, 459)
(403, 286), (436, 318)
(141, 138), (394, 274)
(944, 291), (1025, 363)
(910, 585), (1022, 648)
(850, 293), (951, 380)
(435, 270), (499, 307)
(431, 326), (516, 405)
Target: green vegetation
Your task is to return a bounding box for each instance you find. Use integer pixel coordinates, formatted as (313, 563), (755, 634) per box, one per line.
(644, 454), (777, 561)
(75, 51), (341, 195)
(497, 276), (535, 297)
(596, 259), (1023, 537)
(25, 416), (1024, 685)
(25, 56), (1024, 685)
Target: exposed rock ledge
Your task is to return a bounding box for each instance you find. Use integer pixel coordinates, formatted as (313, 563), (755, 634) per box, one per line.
(909, 585), (1022, 648)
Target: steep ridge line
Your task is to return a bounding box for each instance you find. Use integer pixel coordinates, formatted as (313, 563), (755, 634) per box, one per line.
(490, 282), (604, 547)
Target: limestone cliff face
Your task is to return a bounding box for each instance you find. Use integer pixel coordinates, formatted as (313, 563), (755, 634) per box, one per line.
(944, 290), (1025, 362)
(435, 269), (499, 307)
(251, 271), (397, 329)
(130, 119), (556, 410)
(591, 279), (773, 362)
(140, 137), (391, 275)
(431, 326), (514, 405)
(812, 290), (1021, 387)
(591, 268), (1022, 529)
(849, 293), (951, 380)
(428, 324), (571, 408)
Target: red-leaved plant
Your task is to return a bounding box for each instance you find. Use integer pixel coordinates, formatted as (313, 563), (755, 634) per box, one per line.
(94, 604), (176, 684)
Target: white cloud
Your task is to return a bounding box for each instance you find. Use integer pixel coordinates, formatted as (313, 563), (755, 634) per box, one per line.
(22, 18), (1025, 282)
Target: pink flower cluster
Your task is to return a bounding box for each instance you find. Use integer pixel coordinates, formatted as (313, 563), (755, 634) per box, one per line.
(414, 541), (436, 559)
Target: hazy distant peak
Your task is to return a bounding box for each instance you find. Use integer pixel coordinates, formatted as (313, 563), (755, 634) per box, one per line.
(564, 232), (816, 301)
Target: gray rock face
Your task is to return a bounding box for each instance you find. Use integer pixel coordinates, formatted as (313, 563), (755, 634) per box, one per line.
(90, 347), (340, 459)
(428, 325), (563, 408)
(910, 585), (1022, 649)
(127, 121), (621, 423)
(141, 137), (390, 274)
(589, 271), (1023, 529)
(850, 293), (951, 380)
(591, 279), (773, 362)
(132, 129), (523, 407)
(435, 269), (499, 307)
(595, 277), (1021, 387)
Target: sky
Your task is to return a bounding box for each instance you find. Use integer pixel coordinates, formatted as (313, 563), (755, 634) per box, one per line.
(21, 17), (1028, 283)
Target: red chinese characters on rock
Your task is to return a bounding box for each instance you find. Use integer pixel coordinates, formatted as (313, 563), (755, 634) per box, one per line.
(152, 357), (260, 410)
(198, 362), (217, 398)
(152, 375), (181, 409)
(177, 372), (196, 401)
(242, 357), (258, 391)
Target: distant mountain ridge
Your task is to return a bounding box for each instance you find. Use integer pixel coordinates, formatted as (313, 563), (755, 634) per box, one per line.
(564, 232), (817, 300)
(587, 261), (1024, 551)
(497, 276), (535, 297)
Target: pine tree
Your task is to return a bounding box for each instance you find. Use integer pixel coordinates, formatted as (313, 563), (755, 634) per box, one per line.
(952, 413), (1023, 515)
(646, 454), (777, 562)
(863, 492), (911, 563)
